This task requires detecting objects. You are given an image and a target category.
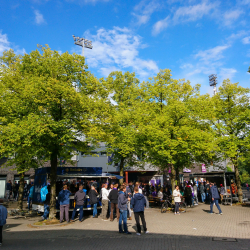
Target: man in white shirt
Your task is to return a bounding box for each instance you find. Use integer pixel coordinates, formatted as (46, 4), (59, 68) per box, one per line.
(101, 183), (109, 221)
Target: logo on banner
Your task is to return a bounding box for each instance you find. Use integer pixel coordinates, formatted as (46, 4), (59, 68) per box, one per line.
(201, 164), (206, 173)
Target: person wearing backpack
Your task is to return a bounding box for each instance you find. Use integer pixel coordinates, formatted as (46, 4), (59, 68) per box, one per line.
(40, 185), (50, 221)
(28, 182), (34, 210)
(0, 199), (8, 247)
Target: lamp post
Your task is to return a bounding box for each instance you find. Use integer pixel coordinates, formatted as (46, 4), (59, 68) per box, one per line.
(209, 74), (218, 96)
(72, 35), (93, 57)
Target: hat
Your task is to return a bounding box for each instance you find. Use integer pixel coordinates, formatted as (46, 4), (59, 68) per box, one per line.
(220, 184), (223, 187)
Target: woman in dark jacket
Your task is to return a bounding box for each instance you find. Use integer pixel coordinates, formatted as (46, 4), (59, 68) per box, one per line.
(88, 185), (99, 218)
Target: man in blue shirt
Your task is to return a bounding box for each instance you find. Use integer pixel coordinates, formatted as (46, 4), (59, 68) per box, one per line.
(58, 185), (71, 223)
(0, 199), (8, 246)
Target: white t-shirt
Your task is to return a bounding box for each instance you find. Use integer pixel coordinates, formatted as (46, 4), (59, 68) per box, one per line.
(101, 188), (110, 200)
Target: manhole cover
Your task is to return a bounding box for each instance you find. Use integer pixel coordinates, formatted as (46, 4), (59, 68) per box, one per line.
(212, 237), (237, 242)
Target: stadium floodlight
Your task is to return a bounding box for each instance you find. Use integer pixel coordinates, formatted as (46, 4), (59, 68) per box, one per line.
(72, 35), (93, 57)
(209, 74), (218, 95)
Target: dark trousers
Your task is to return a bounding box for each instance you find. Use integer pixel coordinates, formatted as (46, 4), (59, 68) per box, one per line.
(60, 204), (69, 222)
(110, 203), (119, 221)
(134, 211), (147, 234)
(175, 202), (180, 213)
(72, 205), (84, 221)
(0, 226), (2, 243)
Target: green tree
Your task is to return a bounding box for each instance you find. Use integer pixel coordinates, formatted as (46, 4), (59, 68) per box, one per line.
(0, 46), (108, 217)
(101, 71), (142, 185)
(207, 80), (250, 203)
(136, 69), (216, 193)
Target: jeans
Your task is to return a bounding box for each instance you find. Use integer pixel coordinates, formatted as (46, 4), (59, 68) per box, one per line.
(93, 203), (97, 217)
(43, 204), (49, 219)
(0, 226), (2, 243)
(144, 196), (149, 208)
(193, 195), (198, 204)
(127, 201), (132, 218)
(72, 205), (84, 221)
(206, 192), (210, 203)
(119, 209), (128, 233)
(175, 202), (180, 213)
(28, 198), (32, 210)
(210, 199), (222, 214)
(6, 190), (10, 200)
(134, 211), (147, 234)
(201, 193), (206, 203)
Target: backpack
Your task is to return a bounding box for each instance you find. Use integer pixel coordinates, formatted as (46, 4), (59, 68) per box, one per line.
(40, 186), (48, 202)
(29, 186), (34, 199)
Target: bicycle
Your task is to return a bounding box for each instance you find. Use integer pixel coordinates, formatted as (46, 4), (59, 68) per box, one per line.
(161, 196), (187, 213)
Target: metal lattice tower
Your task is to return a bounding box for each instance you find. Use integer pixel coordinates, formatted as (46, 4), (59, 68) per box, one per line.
(209, 74), (218, 95)
(72, 35), (93, 57)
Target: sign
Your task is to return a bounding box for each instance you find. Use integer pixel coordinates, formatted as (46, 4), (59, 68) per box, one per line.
(201, 164), (207, 173)
(183, 167), (191, 173)
(35, 167), (102, 176)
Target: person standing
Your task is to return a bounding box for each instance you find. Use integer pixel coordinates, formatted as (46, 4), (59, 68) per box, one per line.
(246, 183), (249, 192)
(88, 185), (99, 218)
(41, 185), (50, 221)
(118, 185), (131, 234)
(205, 180), (210, 204)
(58, 185), (71, 223)
(199, 182), (205, 203)
(142, 184), (149, 208)
(131, 186), (148, 235)
(125, 183), (132, 220)
(12, 181), (18, 201)
(193, 184), (198, 205)
(210, 183), (222, 215)
(173, 185), (181, 215)
(28, 182), (34, 210)
(108, 184), (119, 221)
(101, 183), (109, 221)
(0, 199), (8, 247)
(6, 181), (12, 202)
(71, 184), (85, 222)
(184, 182), (192, 207)
(219, 184), (225, 203)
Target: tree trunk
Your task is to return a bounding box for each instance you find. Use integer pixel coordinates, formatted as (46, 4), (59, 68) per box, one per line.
(170, 164), (176, 204)
(49, 147), (58, 219)
(119, 157), (124, 185)
(233, 160), (243, 203)
(17, 172), (24, 210)
(176, 168), (180, 186)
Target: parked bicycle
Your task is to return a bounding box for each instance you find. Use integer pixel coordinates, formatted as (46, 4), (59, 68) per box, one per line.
(161, 196), (187, 213)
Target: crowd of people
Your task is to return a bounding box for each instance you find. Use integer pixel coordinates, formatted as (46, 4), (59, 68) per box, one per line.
(5, 180), (33, 203)
(1, 177), (245, 244)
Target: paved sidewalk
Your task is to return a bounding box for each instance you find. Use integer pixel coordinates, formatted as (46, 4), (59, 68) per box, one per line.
(2, 203), (250, 250)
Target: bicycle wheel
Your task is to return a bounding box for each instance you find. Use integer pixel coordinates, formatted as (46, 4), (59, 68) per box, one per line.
(179, 202), (187, 213)
(161, 201), (168, 213)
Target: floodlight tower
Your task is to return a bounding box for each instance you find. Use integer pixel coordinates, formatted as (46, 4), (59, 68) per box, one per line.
(72, 35), (93, 57)
(209, 74), (218, 96)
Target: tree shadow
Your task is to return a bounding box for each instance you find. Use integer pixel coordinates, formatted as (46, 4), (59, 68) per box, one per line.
(2, 228), (248, 250)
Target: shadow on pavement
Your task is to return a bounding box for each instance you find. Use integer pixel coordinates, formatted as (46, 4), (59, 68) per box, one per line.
(2, 228), (249, 250)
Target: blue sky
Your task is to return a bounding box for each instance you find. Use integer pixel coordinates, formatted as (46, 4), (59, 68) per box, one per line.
(0, 0), (250, 95)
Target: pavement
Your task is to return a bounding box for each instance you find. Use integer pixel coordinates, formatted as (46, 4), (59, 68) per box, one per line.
(2, 196), (250, 250)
